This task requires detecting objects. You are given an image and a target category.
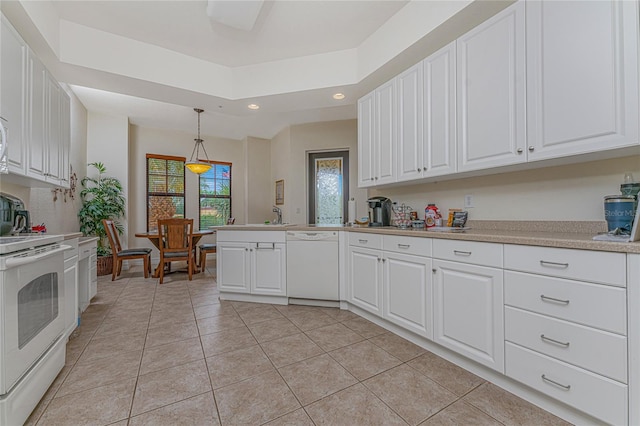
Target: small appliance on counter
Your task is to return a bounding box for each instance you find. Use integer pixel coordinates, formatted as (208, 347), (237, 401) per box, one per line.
(0, 193), (30, 236)
(367, 196), (392, 227)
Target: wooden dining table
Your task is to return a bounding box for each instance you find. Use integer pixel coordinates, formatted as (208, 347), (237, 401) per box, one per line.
(134, 229), (214, 278)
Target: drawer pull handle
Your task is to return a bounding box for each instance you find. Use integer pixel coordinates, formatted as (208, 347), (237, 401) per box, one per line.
(398, 244), (410, 249)
(359, 239), (368, 244)
(540, 294), (570, 305)
(453, 250), (472, 256)
(541, 374), (571, 391)
(540, 334), (570, 348)
(539, 260), (569, 268)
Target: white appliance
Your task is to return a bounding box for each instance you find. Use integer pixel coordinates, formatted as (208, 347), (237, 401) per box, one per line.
(0, 235), (69, 425)
(286, 231), (339, 302)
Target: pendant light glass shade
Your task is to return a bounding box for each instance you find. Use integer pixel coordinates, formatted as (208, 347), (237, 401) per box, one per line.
(185, 108), (212, 174)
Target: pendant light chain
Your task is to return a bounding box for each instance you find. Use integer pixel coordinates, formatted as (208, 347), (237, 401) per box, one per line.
(186, 108), (212, 174)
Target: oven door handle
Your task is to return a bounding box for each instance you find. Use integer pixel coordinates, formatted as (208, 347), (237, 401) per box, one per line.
(4, 244), (72, 268)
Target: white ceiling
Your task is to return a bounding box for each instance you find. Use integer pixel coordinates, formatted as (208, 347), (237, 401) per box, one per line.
(3, 0), (496, 141)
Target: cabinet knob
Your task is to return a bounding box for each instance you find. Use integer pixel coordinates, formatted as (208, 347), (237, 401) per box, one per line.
(528, 146), (535, 152)
(417, 168), (422, 172)
(382, 258), (386, 262)
(517, 148), (523, 154)
(371, 178), (374, 181)
(375, 177), (378, 180)
(432, 268), (437, 273)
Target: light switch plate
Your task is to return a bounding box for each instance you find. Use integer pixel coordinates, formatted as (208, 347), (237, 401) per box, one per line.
(464, 195), (474, 208)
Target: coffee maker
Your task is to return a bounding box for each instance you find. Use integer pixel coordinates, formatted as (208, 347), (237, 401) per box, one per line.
(0, 193), (30, 235)
(367, 196), (392, 227)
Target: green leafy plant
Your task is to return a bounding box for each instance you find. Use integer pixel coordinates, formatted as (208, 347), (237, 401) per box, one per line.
(78, 162), (126, 256)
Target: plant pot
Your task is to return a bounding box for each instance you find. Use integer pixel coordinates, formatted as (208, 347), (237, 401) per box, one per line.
(97, 255), (113, 276)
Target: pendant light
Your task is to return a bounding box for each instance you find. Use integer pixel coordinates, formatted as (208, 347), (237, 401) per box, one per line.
(185, 108), (212, 174)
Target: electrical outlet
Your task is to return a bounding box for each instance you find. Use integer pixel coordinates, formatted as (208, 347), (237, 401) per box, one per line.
(464, 195), (474, 208)
(296, 207), (301, 214)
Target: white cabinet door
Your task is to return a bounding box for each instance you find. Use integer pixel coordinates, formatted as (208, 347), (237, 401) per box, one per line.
(526, 0), (639, 161)
(397, 63), (423, 182)
(217, 243), (251, 293)
(375, 79), (396, 185)
(357, 91), (375, 187)
(1, 15), (27, 175)
(45, 73), (61, 184)
(251, 242), (287, 296)
(433, 259), (504, 372)
(423, 41), (457, 178)
(348, 246), (383, 315)
(63, 257), (78, 339)
(59, 92), (71, 188)
(383, 251), (432, 338)
(26, 51), (46, 180)
(457, 1), (526, 172)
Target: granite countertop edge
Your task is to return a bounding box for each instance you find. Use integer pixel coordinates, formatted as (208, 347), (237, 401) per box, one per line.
(215, 222), (640, 254)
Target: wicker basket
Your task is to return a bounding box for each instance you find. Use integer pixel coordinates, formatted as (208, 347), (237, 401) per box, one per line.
(96, 255), (113, 276)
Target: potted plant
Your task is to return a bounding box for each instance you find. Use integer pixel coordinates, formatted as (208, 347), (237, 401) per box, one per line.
(78, 162), (126, 275)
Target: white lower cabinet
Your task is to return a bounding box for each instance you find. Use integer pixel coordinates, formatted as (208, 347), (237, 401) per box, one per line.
(504, 243), (629, 425)
(506, 343), (628, 426)
(383, 251), (432, 338)
(433, 258), (504, 372)
(251, 243), (286, 296)
(348, 234), (432, 338)
(63, 239), (79, 340)
(77, 239), (97, 313)
(218, 243), (251, 293)
(217, 231), (287, 297)
(348, 246), (383, 316)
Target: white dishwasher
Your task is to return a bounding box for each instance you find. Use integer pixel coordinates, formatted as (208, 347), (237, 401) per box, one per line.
(286, 231), (339, 301)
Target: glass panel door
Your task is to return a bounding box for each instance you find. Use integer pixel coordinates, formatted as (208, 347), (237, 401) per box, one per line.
(308, 151), (349, 225)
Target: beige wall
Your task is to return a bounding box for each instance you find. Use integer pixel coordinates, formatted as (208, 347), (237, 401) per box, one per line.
(0, 86), (87, 234)
(270, 126), (291, 223)
(370, 155), (640, 222)
(128, 125), (245, 250)
(288, 119), (367, 225)
(245, 136), (272, 224)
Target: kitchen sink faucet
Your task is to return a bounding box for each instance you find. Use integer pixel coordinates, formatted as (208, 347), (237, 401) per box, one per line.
(272, 206), (282, 224)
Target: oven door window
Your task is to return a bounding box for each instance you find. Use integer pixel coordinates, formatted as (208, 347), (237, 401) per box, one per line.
(18, 272), (59, 349)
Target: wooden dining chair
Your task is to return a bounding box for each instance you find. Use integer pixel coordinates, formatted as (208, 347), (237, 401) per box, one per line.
(157, 218), (196, 284)
(199, 243), (217, 271)
(102, 219), (152, 281)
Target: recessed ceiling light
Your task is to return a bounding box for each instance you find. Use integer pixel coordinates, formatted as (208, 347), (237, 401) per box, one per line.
(247, 103), (260, 110)
(332, 93), (345, 100)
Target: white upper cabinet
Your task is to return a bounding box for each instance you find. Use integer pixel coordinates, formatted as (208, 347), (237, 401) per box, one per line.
(1, 14), (27, 175)
(357, 91), (376, 187)
(1, 13), (71, 188)
(526, 0), (639, 161)
(457, 1), (526, 172)
(357, 79), (397, 188)
(422, 41), (457, 178)
(397, 63), (423, 182)
(375, 79), (396, 185)
(26, 51), (47, 181)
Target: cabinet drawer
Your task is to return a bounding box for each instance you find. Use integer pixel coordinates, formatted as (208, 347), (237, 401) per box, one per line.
(217, 230), (286, 243)
(64, 238), (79, 260)
(432, 239), (502, 268)
(383, 235), (431, 256)
(504, 244), (626, 287)
(506, 343), (627, 426)
(78, 244), (92, 260)
(504, 270), (626, 335)
(505, 307), (627, 383)
(349, 232), (383, 250)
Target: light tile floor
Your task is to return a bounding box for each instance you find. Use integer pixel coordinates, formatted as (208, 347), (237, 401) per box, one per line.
(25, 263), (572, 426)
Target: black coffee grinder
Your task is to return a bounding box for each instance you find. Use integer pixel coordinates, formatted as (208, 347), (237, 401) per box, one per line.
(367, 196), (392, 227)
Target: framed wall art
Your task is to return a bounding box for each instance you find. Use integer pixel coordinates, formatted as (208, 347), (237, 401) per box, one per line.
(275, 179), (284, 205)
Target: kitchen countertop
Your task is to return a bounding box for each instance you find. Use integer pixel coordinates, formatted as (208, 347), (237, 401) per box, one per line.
(216, 221), (640, 254)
